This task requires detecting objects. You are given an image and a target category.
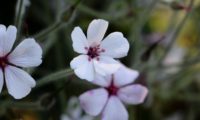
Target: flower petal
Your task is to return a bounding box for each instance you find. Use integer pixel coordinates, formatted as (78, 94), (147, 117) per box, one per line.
(79, 88), (108, 116)
(8, 38), (42, 67)
(6, 25), (17, 52)
(5, 66), (36, 99)
(118, 84), (148, 105)
(71, 27), (89, 54)
(114, 65), (139, 87)
(102, 96), (128, 120)
(101, 32), (129, 58)
(92, 74), (112, 87)
(0, 24), (9, 57)
(70, 55), (94, 81)
(93, 56), (120, 76)
(87, 19), (108, 45)
(0, 69), (3, 93)
(70, 55), (88, 69)
(0, 25), (17, 56)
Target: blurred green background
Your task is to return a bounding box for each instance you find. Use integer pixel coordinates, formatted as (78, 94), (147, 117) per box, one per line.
(1, 0), (200, 120)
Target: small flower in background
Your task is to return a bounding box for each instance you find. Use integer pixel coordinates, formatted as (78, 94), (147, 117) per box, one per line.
(61, 97), (94, 120)
(163, 45), (185, 74)
(0, 25), (42, 99)
(164, 112), (183, 120)
(70, 19), (129, 81)
(79, 65), (148, 120)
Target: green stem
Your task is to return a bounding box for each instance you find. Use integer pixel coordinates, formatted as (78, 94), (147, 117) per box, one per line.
(34, 22), (63, 41)
(15, 0), (24, 27)
(33, 0), (82, 41)
(0, 101), (41, 110)
(15, 0), (25, 41)
(157, 0), (194, 67)
(77, 4), (112, 20)
(36, 69), (73, 88)
(130, 0), (160, 68)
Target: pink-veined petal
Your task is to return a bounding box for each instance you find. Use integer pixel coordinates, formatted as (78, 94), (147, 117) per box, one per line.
(70, 55), (95, 81)
(79, 88), (108, 116)
(87, 19), (108, 45)
(93, 56), (120, 76)
(102, 96), (128, 120)
(113, 65), (139, 87)
(71, 27), (89, 54)
(100, 32), (129, 58)
(0, 69), (3, 93)
(5, 66), (36, 99)
(8, 38), (42, 67)
(118, 84), (148, 105)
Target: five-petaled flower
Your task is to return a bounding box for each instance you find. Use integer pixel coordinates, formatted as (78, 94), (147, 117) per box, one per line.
(79, 65), (148, 120)
(70, 19), (130, 81)
(0, 25), (42, 99)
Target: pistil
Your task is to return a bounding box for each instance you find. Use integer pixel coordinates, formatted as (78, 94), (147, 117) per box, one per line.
(85, 45), (105, 61)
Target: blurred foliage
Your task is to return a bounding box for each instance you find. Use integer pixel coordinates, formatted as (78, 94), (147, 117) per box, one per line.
(0, 0), (200, 120)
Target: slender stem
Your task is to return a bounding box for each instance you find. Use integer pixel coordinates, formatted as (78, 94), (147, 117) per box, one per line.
(36, 69), (73, 88)
(130, 0), (160, 68)
(15, 0), (25, 41)
(157, 0), (194, 67)
(34, 22), (63, 41)
(15, 0), (24, 27)
(77, 4), (113, 20)
(0, 101), (41, 110)
(33, 0), (82, 41)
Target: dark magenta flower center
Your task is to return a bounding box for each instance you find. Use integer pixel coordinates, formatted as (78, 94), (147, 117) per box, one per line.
(85, 45), (105, 61)
(0, 56), (8, 69)
(106, 75), (119, 95)
(107, 83), (118, 95)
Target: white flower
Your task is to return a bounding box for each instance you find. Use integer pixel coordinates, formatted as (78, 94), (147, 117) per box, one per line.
(0, 25), (42, 99)
(79, 65), (148, 120)
(70, 19), (129, 81)
(61, 97), (94, 120)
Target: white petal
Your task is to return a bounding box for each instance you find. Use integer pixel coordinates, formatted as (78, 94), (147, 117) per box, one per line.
(93, 56), (120, 76)
(6, 25), (17, 52)
(118, 84), (148, 105)
(0, 25), (17, 56)
(102, 96), (128, 120)
(0, 24), (8, 57)
(70, 55), (88, 69)
(71, 27), (89, 54)
(87, 19), (108, 45)
(92, 74), (112, 87)
(113, 65), (139, 87)
(79, 88), (108, 116)
(0, 69), (3, 93)
(8, 38), (42, 67)
(5, 66), (36, 99)
(101, 32), (129, 58)
(70, 55), (95, 81)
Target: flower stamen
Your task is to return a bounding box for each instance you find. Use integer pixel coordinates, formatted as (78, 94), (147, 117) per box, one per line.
(87, 45), (105, 61)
